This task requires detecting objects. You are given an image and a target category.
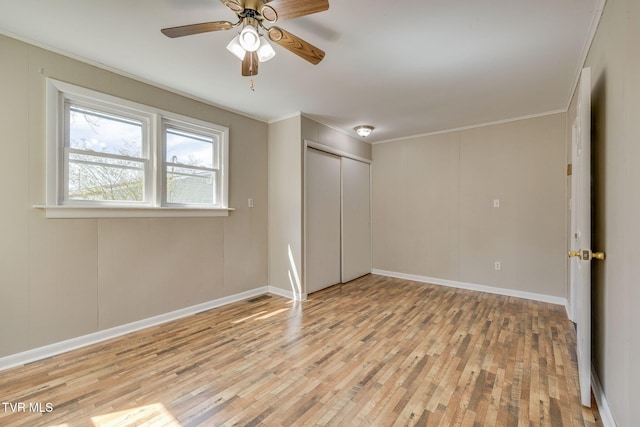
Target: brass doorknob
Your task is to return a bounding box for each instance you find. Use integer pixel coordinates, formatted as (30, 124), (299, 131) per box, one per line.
(568, 249), (606, 260)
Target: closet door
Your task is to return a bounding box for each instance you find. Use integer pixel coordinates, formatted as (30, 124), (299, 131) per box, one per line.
(341, 157), (371, 282)
(306, 148), (341, 293)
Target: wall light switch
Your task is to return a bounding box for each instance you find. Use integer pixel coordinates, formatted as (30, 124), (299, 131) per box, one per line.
(493, 199), (500, 208)
(248, 198), (254, 208)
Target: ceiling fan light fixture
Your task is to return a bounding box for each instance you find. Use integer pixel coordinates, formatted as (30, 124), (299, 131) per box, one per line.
(161, 0), (329, 76)
(239, 25), (260, 52)
(354, 125), (374, 138)
(257, 36), (276, 62)
(226, 35), (245, 60)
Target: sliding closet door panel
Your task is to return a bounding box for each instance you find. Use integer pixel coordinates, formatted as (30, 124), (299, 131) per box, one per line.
(341, 157), (371, 282)
(306, 148), (341, 293)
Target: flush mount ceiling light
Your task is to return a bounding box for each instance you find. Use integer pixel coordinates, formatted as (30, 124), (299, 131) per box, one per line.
(354, 125), (374, 138)
(161, 0), (329, 77)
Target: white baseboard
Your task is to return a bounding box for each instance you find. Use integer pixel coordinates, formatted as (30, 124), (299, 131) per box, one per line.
(0, 286), (278, 372)
(371, 269), (568, 307)
(592, 365), (616, 427)
(267, 285), (306, 301)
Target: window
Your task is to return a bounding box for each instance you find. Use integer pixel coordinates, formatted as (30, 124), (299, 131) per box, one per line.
(43, 79), (229, 218)
(66, 104), (149, 203)
(163, 121), (221, 206)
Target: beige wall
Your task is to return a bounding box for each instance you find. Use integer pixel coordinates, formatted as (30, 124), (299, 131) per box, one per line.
(301, 115), (372, 160)
(268, 115), (371, 297)
(373, 132), (460, 279)
(573, 0), (640, 424)
(267, 116), (303, 296)
(0, 35), (268, 358)
(373, 113), (567, 298)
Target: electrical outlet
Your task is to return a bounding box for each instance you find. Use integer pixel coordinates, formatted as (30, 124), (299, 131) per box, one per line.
(494, 261), (502, 271)
(248, 198), (254, 208)
(493, 199), (500, 208)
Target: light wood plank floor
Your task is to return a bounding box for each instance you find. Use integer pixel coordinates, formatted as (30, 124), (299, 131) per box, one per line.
(1, 275), (603, 426)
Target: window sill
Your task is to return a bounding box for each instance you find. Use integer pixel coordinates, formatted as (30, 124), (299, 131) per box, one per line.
(33, 205), (234, 219)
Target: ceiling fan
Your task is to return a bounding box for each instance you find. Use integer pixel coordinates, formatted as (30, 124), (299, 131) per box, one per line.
(161, 0), (329, 77)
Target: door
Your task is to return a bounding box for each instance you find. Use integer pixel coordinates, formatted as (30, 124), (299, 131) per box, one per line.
(568, 67), (604, 407)
(341, 157), (371, 282)
(306, 147), (341, 293)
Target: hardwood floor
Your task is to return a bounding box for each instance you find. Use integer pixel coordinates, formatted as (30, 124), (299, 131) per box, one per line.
(0, 275), (603, 426)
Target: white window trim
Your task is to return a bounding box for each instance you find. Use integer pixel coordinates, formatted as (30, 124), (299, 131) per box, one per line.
(38, 79), (232, 218)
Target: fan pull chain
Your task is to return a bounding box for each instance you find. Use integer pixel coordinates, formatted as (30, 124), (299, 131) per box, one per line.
(250, 79), (255, 91)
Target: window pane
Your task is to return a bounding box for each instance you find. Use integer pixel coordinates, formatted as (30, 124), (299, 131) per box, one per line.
(69, 106), (143, 158)
(166, 166), (216, 204)
(166, 128), (216, 169)
(68, 152), (144, 201)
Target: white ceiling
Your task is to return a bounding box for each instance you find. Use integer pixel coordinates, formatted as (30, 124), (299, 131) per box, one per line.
(0, 0), (602, 143)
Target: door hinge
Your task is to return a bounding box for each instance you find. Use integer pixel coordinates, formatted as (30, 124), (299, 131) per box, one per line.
(567, 163), (572, 176)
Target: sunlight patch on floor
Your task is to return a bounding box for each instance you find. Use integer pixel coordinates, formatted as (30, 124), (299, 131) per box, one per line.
(232, 310), (268, 323)
(255, 307), (289, 320)
(90, 403), (181, 427)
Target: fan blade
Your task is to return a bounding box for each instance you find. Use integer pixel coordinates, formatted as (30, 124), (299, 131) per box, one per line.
(263, 0), (329, 22)
(220, 0), (245, 13)
(161, 21), (233, 38)
(242, 51), (259, 76)
(267, 27), (325, 64)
